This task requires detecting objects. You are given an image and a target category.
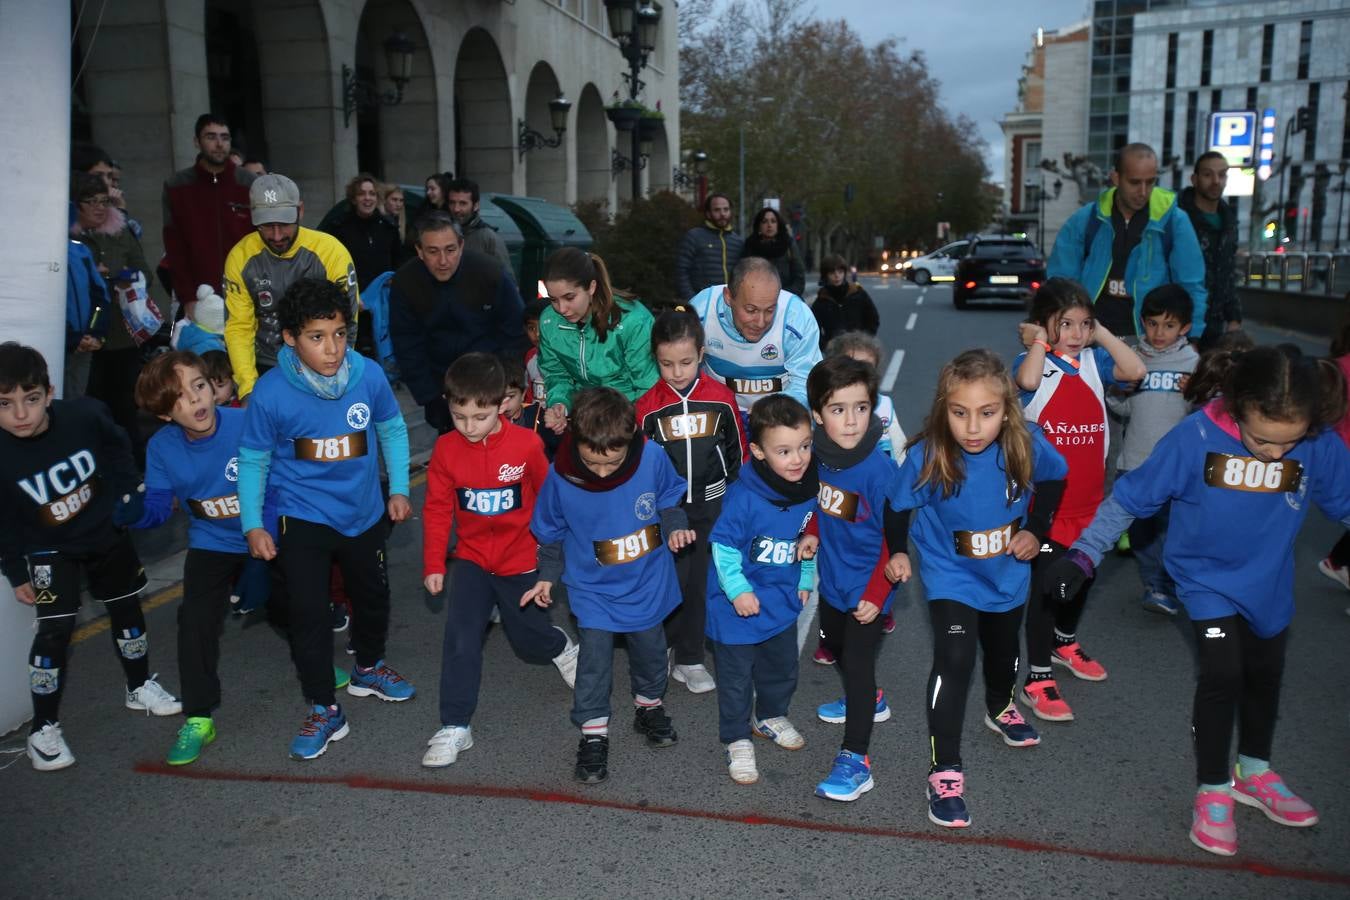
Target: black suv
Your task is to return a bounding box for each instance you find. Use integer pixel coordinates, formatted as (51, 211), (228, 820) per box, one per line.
(952, 235), (1045, 309)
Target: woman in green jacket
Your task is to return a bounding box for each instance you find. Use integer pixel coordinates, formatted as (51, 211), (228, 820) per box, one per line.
(539, 247), (659, 433)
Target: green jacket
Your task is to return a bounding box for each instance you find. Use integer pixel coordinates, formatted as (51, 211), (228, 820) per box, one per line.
(537, 296), (659, 410)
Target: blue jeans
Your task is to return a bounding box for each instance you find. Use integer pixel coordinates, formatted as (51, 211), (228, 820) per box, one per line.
(712, 626), (799, 744)
(1128, 497), (1175, 597)
(571, 623), (668, 728)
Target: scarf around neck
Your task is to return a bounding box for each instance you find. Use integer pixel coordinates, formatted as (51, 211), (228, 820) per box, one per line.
(553, 429), (646, 491)
(812, 416), (884, 470)
(278, 343), (360, 400)
(750, 454), (819, 507)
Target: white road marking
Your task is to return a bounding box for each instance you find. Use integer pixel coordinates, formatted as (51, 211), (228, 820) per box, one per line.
(881, 349), (904, 391)
(873, 282), (891, 290)
(915, 294), (924, 306)
(905, 312), (918, 331)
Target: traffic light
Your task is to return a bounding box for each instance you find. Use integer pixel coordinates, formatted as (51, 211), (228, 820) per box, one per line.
(1283, 204), (1298, 243)
(1295, 106), (1311, 132)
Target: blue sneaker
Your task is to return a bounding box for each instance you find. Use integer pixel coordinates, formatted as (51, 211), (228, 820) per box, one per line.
(289, 704), (349, 760)
(927, 765), (970, 828)
(814, 749), (874, 801)
(817, 688), (891, 724)
(1140, 589), (1180, 616)
(347, 660), (416, 702)
(983, 704), (1041, 748)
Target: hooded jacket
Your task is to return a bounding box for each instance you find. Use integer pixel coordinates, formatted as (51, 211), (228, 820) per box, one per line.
(1178, 186), (1240, 335)
(161, 158), (256, 305)
(676, 222), (745, 300)
(71, 204), (153, 352)
(811, 282), (880, 350)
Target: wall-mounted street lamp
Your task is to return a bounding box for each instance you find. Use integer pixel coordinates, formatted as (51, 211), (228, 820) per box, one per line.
(672, 149), (708, 190)
(518, 93), (573, 159)
(342, 32), (416, 129)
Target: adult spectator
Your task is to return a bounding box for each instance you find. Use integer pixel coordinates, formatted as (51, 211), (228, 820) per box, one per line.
(1180, 151), (1241, 348)
(687, 256), (821, 412)
(381, 183), (407, 242)
(64, 221), (111, 399)
(242, 158), (267, 176)
(740, 206), (805, 297)
(161, 113), (256, 319)
(73, 143), (143, 240)
(223, 173), (359, 400)
(388, 211), (526, 433)
(1047, 142), (1207, 339)
(446, 176), (513, 278)
(424, 172), (453, 211)
(324, 172), (405, 290)
(676, 193), (744, 300)
(811, 253), (879, 350)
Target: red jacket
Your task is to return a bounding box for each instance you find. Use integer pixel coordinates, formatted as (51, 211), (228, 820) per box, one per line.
(161, 159), (256, 304)
(635, 376), (748, 507)
(422, 418), (549, 577)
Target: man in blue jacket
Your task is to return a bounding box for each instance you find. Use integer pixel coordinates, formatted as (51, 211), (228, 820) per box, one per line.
(1048, 143), (1207, 340)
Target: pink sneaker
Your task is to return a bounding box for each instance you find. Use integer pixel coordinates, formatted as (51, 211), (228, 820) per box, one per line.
(881, 613), (896, 635)
(1232, 768), (1319, 827)
(1190, 789), (1238, 857)
(1019, 679), (1074, 722)
(1051, 642), (1108, 681)
(812, 643), (836, 666)
(1318, 557), (1350, 591)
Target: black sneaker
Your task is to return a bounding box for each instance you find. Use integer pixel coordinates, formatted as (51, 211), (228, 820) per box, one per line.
(574, 735), (609, 784)
(633, 705), (678, 748)
(332, 604), (350, 633)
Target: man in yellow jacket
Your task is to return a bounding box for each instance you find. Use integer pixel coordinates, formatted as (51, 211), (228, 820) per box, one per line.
(224, 173), (359, 399)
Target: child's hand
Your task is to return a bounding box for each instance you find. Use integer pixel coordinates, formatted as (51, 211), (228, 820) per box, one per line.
(521, 580), (553, 608)
(12, 583), (35, 605)
(1177, 373), (1190, 392)
(424, 574), (444, 595)
(853, 600), (880, 624)
(544, 403), (568, 434)
(1006, 530), (1041, 561)
(798, 589), (811, 606)
(731, 592), (760, 617)
(246, 528), (276, 560)
(387, 494), (411, 523)
(667, 528), (696, 551)
(797, 534), (819, 560)
(1019, 322), (1049, 349)
(884, 552), (910, 583)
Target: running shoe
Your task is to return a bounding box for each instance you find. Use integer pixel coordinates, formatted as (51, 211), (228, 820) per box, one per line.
(1140, 589), (1180, 616)
(1318, 557), (1350, 591)
(812, 644), (836, 666)
(753, 716), (805, 750)
(983, 705), (1041, 747)
(726, 739), (759, 785)
(671, 663), (716, 694)
(574, 735), (609, 784)
(166, 717), (216, 766)
(289, 704), (349, 760)
(27, 723), (74, 772)
(551, 627), (579, 689)
(1190, 789), (1237, 856)
(1019, 679), (1074, 722)
(817, 689), (890, 724)
(1051, 642), (1108, 681)
(347, 660), (416, 702)
(633, 705), (678, 748)
(1231, 767), (1319, 827)
(331, 603), (349, 633)
(814, 750), (873, 801)
(1115, 533), (1133, 556)
(333, 666), (350, 690)
(881, 613), (896, 635)
(422, 725), (473, 768)
(927, 766), (970, 828)
(126, 675), (183, 716)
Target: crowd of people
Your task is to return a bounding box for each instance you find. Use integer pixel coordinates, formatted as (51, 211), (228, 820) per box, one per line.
(3, 120), (1348, 863)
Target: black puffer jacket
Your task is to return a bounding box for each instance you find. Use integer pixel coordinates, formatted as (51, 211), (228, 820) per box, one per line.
(741, 233), (807, 297)
(811, 282), (880, 350)
(1178, 187), (1240, 334)
(675, 222), (744, 300)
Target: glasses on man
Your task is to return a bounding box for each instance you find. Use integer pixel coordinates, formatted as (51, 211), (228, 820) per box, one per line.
(80, 196), (112, 207)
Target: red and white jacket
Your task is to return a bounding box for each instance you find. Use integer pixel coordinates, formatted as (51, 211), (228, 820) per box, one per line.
(422, 418), (549, 577)
(635, 376), (749, 507)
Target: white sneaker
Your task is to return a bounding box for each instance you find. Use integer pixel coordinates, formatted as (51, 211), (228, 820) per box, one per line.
(28, 723), (75, 771)
(422, 725), (474, 767)
(726, 739), (758, 784)
(753, 716), (806, 750)
(1318, 558), (1350, 591)
(552, 627), (579, 689)
(671, 663), (716, 694)
(126, 675), (183, 716)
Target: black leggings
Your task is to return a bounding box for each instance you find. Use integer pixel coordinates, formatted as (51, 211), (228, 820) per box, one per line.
(1192, 615), (1287, 786)
(818, 600), (884, 755)
(927, 599), (1024, 768)
(1328, 531), (1350, 569)
(1025, 539), (1091, 670)
(30, 594), (149, 731)
(666, 501), (720, 666)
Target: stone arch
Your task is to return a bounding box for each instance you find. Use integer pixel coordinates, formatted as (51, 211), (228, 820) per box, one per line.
(522, 62), (566, 202)
(574, 83), (610, 207)
(354, 0), (436, 184)
(453, 27), (512, 193)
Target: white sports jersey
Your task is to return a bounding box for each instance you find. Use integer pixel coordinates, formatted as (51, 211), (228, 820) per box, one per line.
(701, 293), (791, 412)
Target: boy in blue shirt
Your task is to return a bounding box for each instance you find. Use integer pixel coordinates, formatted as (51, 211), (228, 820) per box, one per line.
(238, 278), (415, 761)
(525, 387), (694, 784)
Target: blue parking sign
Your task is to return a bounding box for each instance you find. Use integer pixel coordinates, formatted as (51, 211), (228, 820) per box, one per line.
(1209, 111), (1257, 166)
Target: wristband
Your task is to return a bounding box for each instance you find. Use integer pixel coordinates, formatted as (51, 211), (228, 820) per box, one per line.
(1034, 339), (1052, 352)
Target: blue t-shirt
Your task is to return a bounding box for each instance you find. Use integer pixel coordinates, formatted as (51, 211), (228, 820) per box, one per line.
(815, 444), (906, 613)
(706, 463), (816, 645)
(143, 407), (255, 553)
(894, 426), (1068, 612)
(531, 441), (687, 632)
(1015, 346), (1120, 405)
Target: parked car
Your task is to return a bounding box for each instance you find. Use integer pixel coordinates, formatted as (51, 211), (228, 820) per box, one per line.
(900, 240), (969, 284)
(952, 235), (1045, 310)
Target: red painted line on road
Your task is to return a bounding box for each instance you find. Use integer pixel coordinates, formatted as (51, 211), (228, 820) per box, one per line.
(134, 761), (1349, 886)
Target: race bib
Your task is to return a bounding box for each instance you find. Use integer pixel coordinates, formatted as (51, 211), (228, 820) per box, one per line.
(817, 481), (860, 522)
(1139, 371), (1186, 393)
(658, 411), (719, 440)
(594, 523), (661, 566)
(187, 494), (240, 519)
(727, 376), (783, 395)
(457, 484), (522, 516)
(953, 520), (1019, 559)
(39, 482), (95, 527)
(1203, 453), (1302, 493)
(751, 536), (797, 566)
(1106, 277), (1128, 298)
(294, 431), (368, 462)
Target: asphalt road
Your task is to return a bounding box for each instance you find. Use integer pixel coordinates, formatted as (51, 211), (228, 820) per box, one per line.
(3, 278), (1347, 899)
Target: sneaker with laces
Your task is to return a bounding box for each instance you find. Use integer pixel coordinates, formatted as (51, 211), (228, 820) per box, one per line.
(633, 705), (678, 747)
(814, 749), (873, 801)
(817, 689), (890, 724)
(812, 644), (836, 666)
(726, 739), (759, 784)
(551, 628), (579, 689)
(1231, 767), (1319, 827)
(1019, 679), (1074, 721)
(27, 723), (74, 771)
(126, 675), (183, 716)
(166, 717), (216, 766)
(1318, 557), (1350, 591)
(753, 716), (805, 750)
(1190, 789), (1237, 856)
(927, 766), (970, 828)
(1051, 642), (1107, 681)
(347, 660), (416, 702)
(422, 725), (474, 768)
(671, 663), (716, 694)
(1140, 590), (1181, 616)
(983, 705), (1041, 748)
(289, 704), (349, 760)
(881, 613), (896, 635)
(574, 735), (609, 783)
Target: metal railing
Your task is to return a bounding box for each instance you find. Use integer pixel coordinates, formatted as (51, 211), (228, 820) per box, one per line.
(1237, 251), (1350, 297)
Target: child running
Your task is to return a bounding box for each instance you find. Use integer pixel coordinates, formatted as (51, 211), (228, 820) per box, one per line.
(889, 349), (1068, 827)
(1014, 278), (1145, 721)
(526, 387), (694, 784)
(1047, 345), (1350, 856)
(636, 309), (748, 694)
(500, 351), (560, 460)
(707, 394), (816, 784)
(0, 343), (180, 771)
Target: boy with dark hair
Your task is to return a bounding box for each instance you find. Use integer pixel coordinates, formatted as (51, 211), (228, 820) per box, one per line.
(420, 352), (578, 767)
(0, 343), (180, 771)
(499, 350), (559, 458)
(1110, 283), (1199, 615)
(238, 278), (415, 760)
(522, 298), (548, 402)
(525, 387), (695, 784)
(199, 349), (238, 406)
